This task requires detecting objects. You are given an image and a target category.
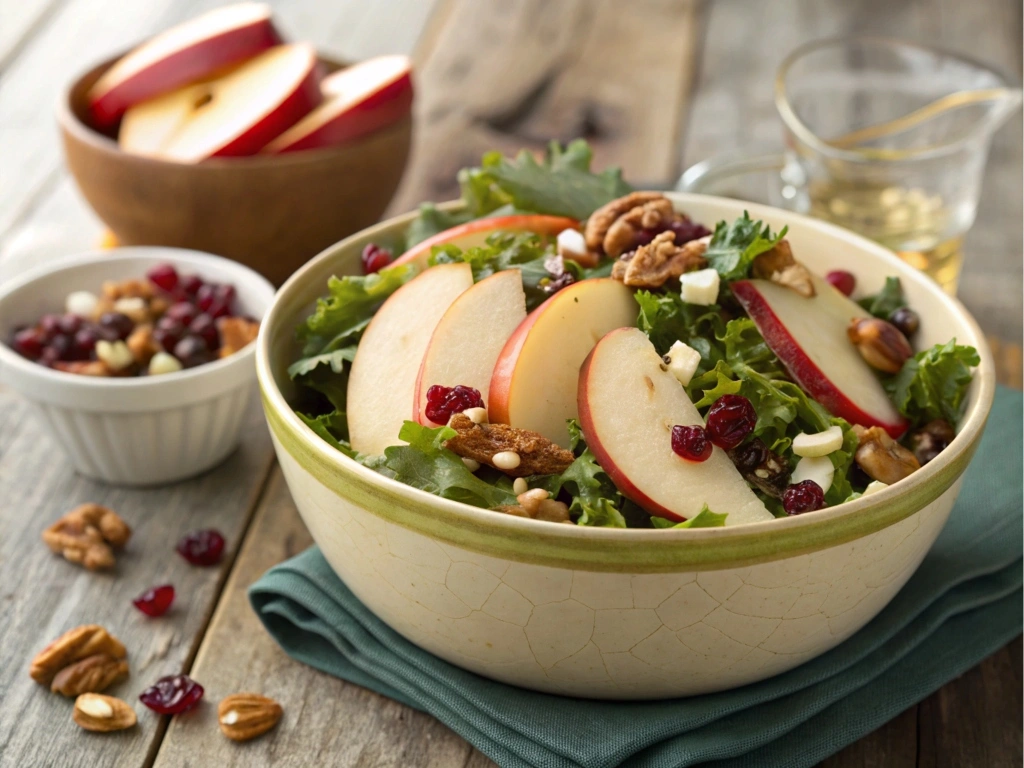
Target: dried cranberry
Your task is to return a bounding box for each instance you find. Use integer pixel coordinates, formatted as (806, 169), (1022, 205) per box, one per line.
(424, 384), (484, 425)
(58, 314), (83, 335)
(73, 327), (99, 358)
(667, 219), (711, 245)
(39, 347), (61, 366)
(12, 327), (45, 359)
(783, 480), (825, 515)
(189, 313), (219, 349)
(196, 284), (216, 312)
(670, 424), (712, 461)
(147, 263), (179, 293)
(206, 285), (235, 319)
(631, 229), (659, 250)
(176, 529), (225, 566)
(39, 313), (62, 341)
(139, 674), (204, 715)
(825, 270), (856, 297)
(889, 306), (920, 337)
(99, 312), (134, 340)
(180, 274), (203, 297)
(705, 394), (757, 450)
(361, 243), (393, 274)
(47, 334), (73, 361)
(173, 335), (211, 368)
(165, 301), (198, 325)
(133, 584), (175, 617)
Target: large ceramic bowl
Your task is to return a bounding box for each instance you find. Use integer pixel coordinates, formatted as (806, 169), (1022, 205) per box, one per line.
(256, 193), (995, 699)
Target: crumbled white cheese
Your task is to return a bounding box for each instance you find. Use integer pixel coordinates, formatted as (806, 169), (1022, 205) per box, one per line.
(556, 228), (588, 259)
(792, 425), (844, 457)
(679, 268), (720, 306)
(663, 340), (701, 386)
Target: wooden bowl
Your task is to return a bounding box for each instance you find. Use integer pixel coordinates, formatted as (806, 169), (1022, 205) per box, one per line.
(57, 55), (412, 286)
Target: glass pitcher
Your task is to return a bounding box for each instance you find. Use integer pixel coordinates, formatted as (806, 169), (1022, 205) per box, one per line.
(680, 37), (1021, 295)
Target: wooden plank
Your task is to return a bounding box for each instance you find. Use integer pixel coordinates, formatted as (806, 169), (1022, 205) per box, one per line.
(0, 388), (274, 767)
(151, 469), (484, 768)
(681, 0), (1022, 345)
(388, 0), (703, 215)
(916, 636), (1023, 768)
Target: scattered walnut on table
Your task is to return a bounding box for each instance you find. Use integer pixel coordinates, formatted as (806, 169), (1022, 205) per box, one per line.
(444, 414), (574, 477)
(41, 503), (131, 571)
(610, 231), (708, 288)
(853, 425), (920, 485)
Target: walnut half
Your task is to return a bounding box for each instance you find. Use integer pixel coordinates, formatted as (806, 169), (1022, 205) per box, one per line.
(751, 240), (815, 298)
(41, 503), (131, 571)
(610, 232), (708, 288)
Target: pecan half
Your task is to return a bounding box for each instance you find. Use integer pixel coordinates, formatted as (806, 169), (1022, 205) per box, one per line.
(847, 318), (913, 374)
(218, 693), (283, 742)
(584, 191), (668, 254)
(853, 425), (920, 485)
(73, 693), (137, 733)
(610, 232), (708, 288)
(217, 316), (260, 358)
(30, 625), (127, 686)
(51, 654), (130, 697)
(42, 503), (131, 571)
(751, 240), (815, 298)
(444, 414), (574, 477)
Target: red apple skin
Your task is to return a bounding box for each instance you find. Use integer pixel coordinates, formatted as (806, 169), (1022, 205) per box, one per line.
(209, 63), (324, 157)
(392, 215), (581, 271)
(576, 334), (686, 522)
(267, 67), (413, 153)
(89, 17), (282, 128)
(487, 304), (537, 426)
(732, 279), (908, 438)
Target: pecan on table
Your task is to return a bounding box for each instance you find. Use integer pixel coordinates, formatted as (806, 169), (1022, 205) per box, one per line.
(610, 231), (709, 288)
(30, 625), (127, 686)
(51, 653), (130, 697)
(444, 414), (574, 477)
(41, 503), (131, 571)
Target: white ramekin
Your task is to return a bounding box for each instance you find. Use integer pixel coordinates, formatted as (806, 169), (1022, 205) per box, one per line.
(0, 247), (276, 485)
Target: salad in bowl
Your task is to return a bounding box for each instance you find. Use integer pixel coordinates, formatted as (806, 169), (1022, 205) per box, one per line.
(286, 141), (980, 531)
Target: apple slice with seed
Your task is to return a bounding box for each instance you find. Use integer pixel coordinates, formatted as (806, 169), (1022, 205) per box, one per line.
(578, 327), (773, 525)
(89, 3), (281, 128)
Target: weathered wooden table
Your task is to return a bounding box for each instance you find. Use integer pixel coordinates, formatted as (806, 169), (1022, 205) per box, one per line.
(0, 1), (1020, 766)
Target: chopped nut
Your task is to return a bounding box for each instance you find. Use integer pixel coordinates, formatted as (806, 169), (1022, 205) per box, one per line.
(30, 625), (127, 686)
(463, 407), (488, 424)
(492, 451), (521, 471)
(112, 297), (149, 324)
(461, 457), (481, 472)
(751, 240), (815, 297)
(610, 232), (708, 288)
(73, 693), (136, 733)
(584, 191), (668, 253)
(102, 278), (153, 301)
(444, 414), (575, 477)
(149, 295), (171, 319)
(727, 438), (790, 498)
(512, 477), (528, 495)
(535, 498), (571, 523)
(847, 318), (913, 374)
(908, 419), (955, 465)
(96, 340), (135, 372)
(497, 490), (571, 523)
(218, 693), (283, 742)
(41, 503), (131, 571)
(516, 488), (550, 515)
(853, 425), (920, 485)
(148, 351), (183, 376)
(126, 324), (160, 366)
(216, 316), (260, 358)
(53, 360), (110, 377)
(51, 654), (130, 697)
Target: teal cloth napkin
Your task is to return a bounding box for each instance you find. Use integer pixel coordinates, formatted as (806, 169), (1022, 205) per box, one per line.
(250, 387), (1023, 768)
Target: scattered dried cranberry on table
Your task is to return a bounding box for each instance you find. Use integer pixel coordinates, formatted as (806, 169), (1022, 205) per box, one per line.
(176, 529), (226, 567)
(133, 584), (175, 617)
(6, 263), (259, 376)
(139, 673), (204, 715)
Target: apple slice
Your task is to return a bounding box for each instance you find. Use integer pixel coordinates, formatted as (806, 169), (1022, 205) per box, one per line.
(489, 278), (637, 447)
(732, 274), (907, 437)
(262, 55), (413, 153)
(347, 263), (473, 455)
(391, 215), (582, 272)
(415, 270), (526, 425)
(119, 43), (322, 161)
(89, 3), (281, 128)
(578, 327), (773, 525)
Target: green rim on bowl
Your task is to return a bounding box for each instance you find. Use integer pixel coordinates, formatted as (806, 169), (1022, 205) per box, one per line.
(256, 195), (996, 574)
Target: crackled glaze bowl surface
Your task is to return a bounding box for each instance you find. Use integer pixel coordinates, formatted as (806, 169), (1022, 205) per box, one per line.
(257, 193), (995, 699)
